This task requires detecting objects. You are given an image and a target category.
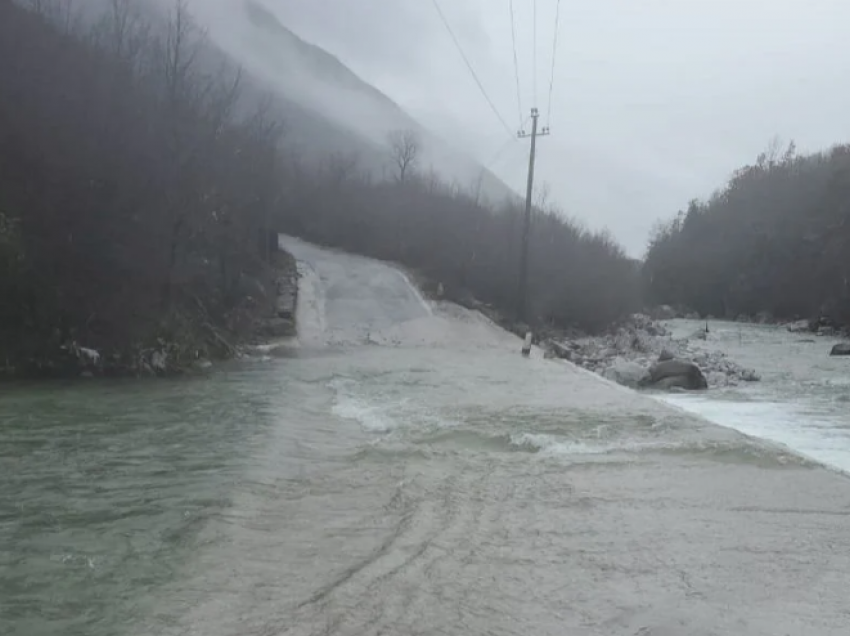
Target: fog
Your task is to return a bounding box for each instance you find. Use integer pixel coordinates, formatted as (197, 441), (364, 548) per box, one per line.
(176, 0), (850, 255)
(147, 0), (514, 206)
(69, 0), (850, 255)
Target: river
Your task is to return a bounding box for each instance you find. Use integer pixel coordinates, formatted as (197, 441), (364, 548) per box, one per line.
(658, 319), (850, 473)
(2, 237), (850, 636)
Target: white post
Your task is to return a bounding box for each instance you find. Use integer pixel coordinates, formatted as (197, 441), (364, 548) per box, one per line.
(521, 331), (532, 357)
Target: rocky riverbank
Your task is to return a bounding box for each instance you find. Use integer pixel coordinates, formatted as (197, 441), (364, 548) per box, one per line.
(344, 272), (761, 392)
(652, 303), (850, 339)
(428, 291), (760, 391)
(541, 314), (761, 390)
(0, 249), (299, 380)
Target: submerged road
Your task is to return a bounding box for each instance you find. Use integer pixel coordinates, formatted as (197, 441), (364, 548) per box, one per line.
(3, 237), (850, 636)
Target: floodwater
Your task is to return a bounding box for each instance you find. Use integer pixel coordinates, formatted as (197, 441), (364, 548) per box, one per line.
(658, 319), (850, 473)
(2, 237), (850, 636)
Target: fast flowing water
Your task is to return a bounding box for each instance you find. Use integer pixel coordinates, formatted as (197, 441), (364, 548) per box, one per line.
(3, 238), (850, 636)
(658, 319), (850, 473)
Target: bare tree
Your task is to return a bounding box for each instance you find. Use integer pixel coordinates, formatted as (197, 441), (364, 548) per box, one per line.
(163, 0), (204, 108)
(322, 152), (361, 190)
(535, 181), (551, 209)
(387, 129), (420, 183)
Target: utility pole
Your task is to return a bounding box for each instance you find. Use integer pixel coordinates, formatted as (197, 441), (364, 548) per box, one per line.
(515, 107), (549, 326)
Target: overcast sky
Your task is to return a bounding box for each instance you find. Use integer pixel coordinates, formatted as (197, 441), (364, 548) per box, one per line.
(210, 0), (850, 256)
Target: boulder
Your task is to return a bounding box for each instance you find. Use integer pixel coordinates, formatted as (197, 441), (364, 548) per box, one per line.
(829, 343), (850, 356)
(740, 368), (761, 382)
(639, 358), (708, 391)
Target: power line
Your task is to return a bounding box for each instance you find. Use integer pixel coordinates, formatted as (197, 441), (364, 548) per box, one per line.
(471, 125), (525, 203)
(508, 0), (524, 131)
(532, 0), (538, 105)
(546, 0), (562, 127)
(485, 114), (530, 170)
(430, 0), (515, 140)
(472, 114), (529, 194)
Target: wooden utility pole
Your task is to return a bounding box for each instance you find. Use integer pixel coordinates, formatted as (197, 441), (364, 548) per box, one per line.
(515, 107), (549, 324)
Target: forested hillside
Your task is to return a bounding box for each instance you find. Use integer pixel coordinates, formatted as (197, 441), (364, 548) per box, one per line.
(277, 166), (639, 332)
(0, 0), (640, 377)
(643, 141), (850, 328)
(0, 0), (286, 375)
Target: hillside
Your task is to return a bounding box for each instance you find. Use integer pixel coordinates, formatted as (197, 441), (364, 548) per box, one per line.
(235, 1), (518, 203)
(643, 141), (850, 330)
(134, 0), (519, 204)
(2, 0), (641, 379)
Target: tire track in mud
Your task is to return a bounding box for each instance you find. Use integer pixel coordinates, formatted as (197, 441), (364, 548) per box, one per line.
(282, 457), (493, 636)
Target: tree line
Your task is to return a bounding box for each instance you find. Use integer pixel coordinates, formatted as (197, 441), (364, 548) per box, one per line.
(1, 0), (641, 375)
(643, 139), (850, 328)
(0, 0), (283, 373)
(278, 130), (640, 333)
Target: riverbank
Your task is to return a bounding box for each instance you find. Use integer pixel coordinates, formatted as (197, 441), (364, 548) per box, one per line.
(651, 303), (850, 339)
(655, 317), (850, 474)
(408, 274), (758, 391)
(0, 248), (299, 380)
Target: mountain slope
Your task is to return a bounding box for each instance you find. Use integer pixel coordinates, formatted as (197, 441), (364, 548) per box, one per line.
(202, 0), (520, 203)
(71, 0), (518, 203)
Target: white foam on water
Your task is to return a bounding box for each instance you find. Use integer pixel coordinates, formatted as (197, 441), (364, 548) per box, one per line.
(509, 432), (617, 457)
(658, 393), (850, 474)
(330, 391), (400, 433)
(329, 377), (460, 434)
(130, 242), (850, 636)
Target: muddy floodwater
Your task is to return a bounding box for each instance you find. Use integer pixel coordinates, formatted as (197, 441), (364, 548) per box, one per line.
(3, 238), (849, 636)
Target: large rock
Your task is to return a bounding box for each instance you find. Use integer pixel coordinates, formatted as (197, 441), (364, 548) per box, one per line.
(829, 343), (850, 356)
(639, 358), (708, 391)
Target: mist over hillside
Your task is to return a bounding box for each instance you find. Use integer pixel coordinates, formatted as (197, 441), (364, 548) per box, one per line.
(75, 0), (519, 204)
(208, 0), (520, 204)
